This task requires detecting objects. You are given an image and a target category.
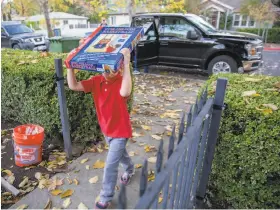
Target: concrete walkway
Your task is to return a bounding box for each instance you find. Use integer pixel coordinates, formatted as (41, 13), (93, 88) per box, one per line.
(10, 73), (205, 209)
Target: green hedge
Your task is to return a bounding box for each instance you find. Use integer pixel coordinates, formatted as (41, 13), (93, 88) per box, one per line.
(1, 49), (133, 145)
(237, 28), (280, 43)
(207, 74), (280, 208)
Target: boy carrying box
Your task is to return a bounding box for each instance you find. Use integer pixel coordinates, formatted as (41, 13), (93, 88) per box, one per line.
(67, 48), (134, 209)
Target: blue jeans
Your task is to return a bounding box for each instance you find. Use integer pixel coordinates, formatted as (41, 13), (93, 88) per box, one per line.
(99, 136), (134, 203)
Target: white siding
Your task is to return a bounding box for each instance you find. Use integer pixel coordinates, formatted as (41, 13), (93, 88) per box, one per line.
(108, 15), (130, 26)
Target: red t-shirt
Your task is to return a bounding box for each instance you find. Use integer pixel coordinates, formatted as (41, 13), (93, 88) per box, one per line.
(81, 74), (132, 138)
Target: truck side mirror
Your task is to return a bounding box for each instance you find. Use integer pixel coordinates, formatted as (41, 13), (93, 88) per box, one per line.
(187, 30), (199, 40)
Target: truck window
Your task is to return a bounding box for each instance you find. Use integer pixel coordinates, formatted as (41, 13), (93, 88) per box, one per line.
(158, 17), (196, 39)
(132, 17), (157, 41)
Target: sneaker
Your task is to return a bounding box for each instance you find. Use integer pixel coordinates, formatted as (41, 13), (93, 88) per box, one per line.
(120, 169), (135, 185)
(95, 201), (111, 209)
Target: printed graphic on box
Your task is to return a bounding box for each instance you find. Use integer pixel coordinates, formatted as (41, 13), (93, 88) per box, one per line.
(65, 27), (144, 72)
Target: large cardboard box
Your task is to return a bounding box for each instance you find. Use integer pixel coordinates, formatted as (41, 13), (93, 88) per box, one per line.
(65, 26), (144, 73)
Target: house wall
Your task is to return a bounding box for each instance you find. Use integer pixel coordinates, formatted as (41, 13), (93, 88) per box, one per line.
(108, 15), (130, 26)
(38, 19), (88, 29)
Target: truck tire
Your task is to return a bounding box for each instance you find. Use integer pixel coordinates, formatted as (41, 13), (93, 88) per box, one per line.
(207, 55), (238, 75)
(12, 44), (21, 50)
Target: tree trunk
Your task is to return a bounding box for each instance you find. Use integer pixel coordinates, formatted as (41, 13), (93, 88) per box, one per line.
(128, 0), (135, 23)
(38, 0), (53, 37)
(21, 0), (25, 16)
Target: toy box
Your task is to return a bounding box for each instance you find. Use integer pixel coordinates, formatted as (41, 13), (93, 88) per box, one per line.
(64, 26), (144, 73)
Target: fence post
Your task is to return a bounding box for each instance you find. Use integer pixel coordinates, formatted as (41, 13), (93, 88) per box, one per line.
(196, 78), (227, 207)
(55, 58), (72, 159)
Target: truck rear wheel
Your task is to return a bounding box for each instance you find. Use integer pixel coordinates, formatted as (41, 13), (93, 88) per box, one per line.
(207, 55), (237, 75)
(12, 44), (21, 50)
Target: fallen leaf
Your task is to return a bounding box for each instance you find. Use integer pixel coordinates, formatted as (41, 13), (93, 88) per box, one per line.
(141, 125), (151, 131)
(39, 161), (47, 167)
(97, 147), (103, 153)
(151, 135), (162, 141)
(80, 158), (89, 164)
(2, 169), (13, 176)
(166, 98), (176, 102)
(262, 109), (273, 115)
(274, 82), (280, 89)
(57, 160), (66, 166)
(242, 90), (258, 97)
(19, 177), (29, 188)
(158, 197), (163, 204)
(44, 198), (52, 210)
(138, 142), (146, 146)
(35, 172), (43, 180)
(16, 204), (28, 210)
(51, 189), (63, 196)
(60, 189), (74, 198)
(148, 157), (157, 163)
(244, 78), (262, 82)
(40, 52), (50, 57)
(17, 61), (26, 65)
(115, 186), (120, 191)
(262, 104), (278, 111)
(24, 166), (36, 170)
(129, 151), (136, 157)
(132, 132), (144, 137)
(104, 144), (109, 150)
(134, 164), (143, 169)
(130, 138), (137, 143)
(95, 195), (100, 203)
(93, 160), (105, 169)
(48, 177), (63, 191)
(31, 59), (39, 64)
(144, 145), (156, 153)
(86, 165), (90, 170)
(38, 179), (48, 189)
(148, 173), (155, 182)
(164, 125), (173, 132)
(73, 179), (79, 185)
(89, 176), (98, 184)
(78, 203), (88, 210)
(7, 174), (15, 184)
(62, 198), (71, 209)
(67, 178), (73, 185)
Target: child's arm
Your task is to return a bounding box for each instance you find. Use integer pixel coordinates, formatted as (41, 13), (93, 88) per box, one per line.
(120, 48), (132, 97)
(67, 69), (85, 92)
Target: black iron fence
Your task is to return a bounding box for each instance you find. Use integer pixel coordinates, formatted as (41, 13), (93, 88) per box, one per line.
(118, 78), (228, 209)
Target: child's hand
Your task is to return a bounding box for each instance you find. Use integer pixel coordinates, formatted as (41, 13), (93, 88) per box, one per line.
(120, 48), (131, 65)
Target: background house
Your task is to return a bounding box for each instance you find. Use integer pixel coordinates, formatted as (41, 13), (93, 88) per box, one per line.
(200, 0), (280, 30)
(25, 12), (89, 30)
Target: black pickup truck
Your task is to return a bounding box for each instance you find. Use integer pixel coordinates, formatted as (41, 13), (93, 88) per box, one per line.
(131, 13), (264, 75)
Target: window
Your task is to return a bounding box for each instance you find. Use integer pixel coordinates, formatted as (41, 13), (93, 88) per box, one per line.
(159, 17), (196, 39)
(249, 17), (255, 27)
(1, 27), (6, 35)
(241, 15), (248, 26)
(3, 24), (32, 35)
(234, 14), (241, 26)
(63, 20), (68, 25)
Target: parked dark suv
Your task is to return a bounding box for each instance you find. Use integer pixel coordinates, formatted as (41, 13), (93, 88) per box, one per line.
(1, 21), (49, 51)
(131, 13), (264, 74)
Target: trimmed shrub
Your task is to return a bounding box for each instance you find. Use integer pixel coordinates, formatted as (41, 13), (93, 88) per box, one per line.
(206, 74), (280, 208)
(1, 49), (133, 145)
(237, 28), (280, 43)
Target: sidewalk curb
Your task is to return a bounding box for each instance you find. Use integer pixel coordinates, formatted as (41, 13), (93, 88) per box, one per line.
(263, 48), (280, 51)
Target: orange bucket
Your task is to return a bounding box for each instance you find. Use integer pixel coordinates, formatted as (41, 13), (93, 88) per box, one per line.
(13, 124), (44, 167)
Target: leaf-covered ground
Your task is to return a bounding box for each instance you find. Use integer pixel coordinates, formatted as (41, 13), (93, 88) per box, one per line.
(2, 73), (206, 209)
